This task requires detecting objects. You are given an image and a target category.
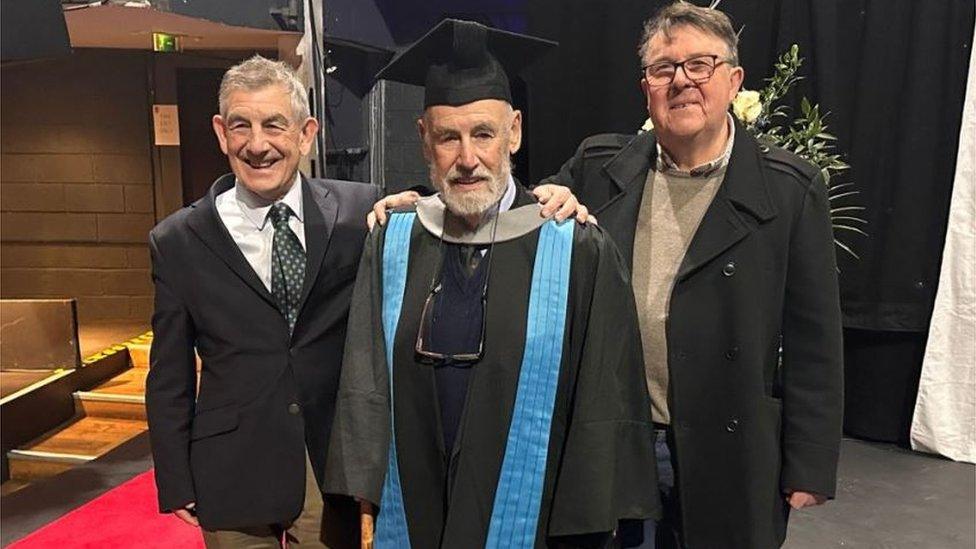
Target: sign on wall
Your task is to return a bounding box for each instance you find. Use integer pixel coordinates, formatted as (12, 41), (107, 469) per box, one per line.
(153, 104), (180, 146)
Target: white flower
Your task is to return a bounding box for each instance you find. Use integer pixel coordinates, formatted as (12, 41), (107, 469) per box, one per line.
(732, 90), (762, 124)
(639, 117), (654, 133)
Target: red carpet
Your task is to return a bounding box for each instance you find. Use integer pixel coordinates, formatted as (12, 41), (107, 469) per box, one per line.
(8, 470), (205, 548)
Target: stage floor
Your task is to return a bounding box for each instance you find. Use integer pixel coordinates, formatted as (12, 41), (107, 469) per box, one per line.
(2, 438), (973, 547)
(786, 439), (974, 548)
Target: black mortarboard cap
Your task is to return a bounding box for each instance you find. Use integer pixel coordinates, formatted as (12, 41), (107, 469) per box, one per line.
(374, 19), (557, 108)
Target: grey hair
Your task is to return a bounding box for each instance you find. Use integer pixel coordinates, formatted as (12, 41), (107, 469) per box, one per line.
(218, 55), (310, 121)
(637, 1), (740, 66)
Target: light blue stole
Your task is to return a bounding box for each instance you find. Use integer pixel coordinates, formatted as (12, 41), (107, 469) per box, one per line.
(376, 212), (574, 548)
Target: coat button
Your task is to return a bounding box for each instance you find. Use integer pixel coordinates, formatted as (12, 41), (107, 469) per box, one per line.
(725, 347), (739, 360)
(726, 419), (739, 433)
(288, 403), (301, 415)
(722, 261), (736, 277)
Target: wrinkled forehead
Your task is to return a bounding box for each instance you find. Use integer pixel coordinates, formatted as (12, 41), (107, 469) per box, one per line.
(224, 84), (296, 117)
(644, 24), (729, 63)
(423, 99), (513, 129)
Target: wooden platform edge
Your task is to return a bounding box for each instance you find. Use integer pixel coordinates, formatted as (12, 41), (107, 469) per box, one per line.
(0, 351), (130, 482)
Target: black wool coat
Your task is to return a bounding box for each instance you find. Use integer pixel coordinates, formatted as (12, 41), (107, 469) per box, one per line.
(545, 124), (844, 549)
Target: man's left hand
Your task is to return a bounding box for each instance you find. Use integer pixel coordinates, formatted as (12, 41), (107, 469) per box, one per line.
(785, 490), (827, 510)
(533, 184), (593, 224)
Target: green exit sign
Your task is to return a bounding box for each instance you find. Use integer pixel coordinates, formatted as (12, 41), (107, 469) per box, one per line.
(153, 32), (180, 52)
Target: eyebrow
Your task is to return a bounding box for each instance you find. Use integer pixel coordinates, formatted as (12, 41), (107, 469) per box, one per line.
(225, 113), (291, 126)
(430, 126), (459, 139)
(471, 123), (498, 134)
(648, 52), (714, 64)
(263, 114), (290, 126)
(428, 121), (500, 138)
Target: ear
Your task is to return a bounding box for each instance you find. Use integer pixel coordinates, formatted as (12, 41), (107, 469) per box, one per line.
(507, 110), (523, 154)
(728, 66), (745, 100)
(640, 77), (652, 113)
(297, 117), (320, 156)
(212, 115), (230, 154)
(417, 116), (432, 161)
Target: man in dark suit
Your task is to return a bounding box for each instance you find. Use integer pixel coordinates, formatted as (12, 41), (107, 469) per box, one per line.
(146, 55), (380, 547)
(544, 3), (844, 548)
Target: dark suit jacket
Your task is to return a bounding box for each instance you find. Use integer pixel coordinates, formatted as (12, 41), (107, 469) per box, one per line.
(146, 173), (380, 530)
(546, 124), (843, 549)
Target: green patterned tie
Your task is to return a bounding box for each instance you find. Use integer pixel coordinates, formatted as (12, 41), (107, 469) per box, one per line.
(268, 203), (305, 332)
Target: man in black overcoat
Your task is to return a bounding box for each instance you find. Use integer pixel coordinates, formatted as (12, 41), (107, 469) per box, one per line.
(544, 3), (843, 548)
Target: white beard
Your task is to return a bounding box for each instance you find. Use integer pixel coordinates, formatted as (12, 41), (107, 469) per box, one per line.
(430, 154), (511, 219)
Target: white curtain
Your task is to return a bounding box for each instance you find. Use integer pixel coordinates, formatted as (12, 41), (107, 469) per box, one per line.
(910, 23), (976, 464)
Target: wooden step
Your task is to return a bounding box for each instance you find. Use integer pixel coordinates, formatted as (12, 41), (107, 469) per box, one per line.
(75, 392), (146, 420)
(74, 368), (147, 420)
(127, 341), (151, 369)
(6, 450), (89, 482)
(7, 416), (147, 482)
(124, 334), (202, 372)
(90, 367), (147, 396)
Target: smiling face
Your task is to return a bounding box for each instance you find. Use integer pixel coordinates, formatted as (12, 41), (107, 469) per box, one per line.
(418, 99), (521, 219)
(640, 24), (743, 150)
(212, 84), (318, 201)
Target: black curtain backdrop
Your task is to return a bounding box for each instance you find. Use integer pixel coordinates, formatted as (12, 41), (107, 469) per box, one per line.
(527, 0), (974, 442)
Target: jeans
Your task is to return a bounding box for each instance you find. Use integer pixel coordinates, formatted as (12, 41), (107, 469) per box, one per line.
(628, 428), (680, 549)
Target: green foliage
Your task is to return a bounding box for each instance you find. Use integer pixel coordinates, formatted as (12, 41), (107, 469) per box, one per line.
(743, 45), (867, 260)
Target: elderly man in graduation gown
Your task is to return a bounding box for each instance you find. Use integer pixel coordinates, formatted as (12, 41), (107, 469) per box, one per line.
(324, 19), (660, 548)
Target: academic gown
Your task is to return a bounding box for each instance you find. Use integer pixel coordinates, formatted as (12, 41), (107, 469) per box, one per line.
(324, 187), (660, 548)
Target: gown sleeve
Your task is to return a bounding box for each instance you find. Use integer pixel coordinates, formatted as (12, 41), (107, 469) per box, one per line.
(323, 226), (393, 506)
(548, 225), (662, 537)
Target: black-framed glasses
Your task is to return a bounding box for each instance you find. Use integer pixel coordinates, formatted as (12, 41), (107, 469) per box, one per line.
(414, 207), (500, 365)
(641, 54), (732, 87)
(414, 277), (489, 364)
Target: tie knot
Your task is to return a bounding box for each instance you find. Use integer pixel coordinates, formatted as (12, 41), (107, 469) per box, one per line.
(268, 202), (292, 228)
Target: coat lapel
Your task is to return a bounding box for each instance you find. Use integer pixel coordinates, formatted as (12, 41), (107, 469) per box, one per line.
(676, 122), (779, 281)
(594, 131), (657, 270)
(186, 174), (278, 308)
(295, 177), (338, 318)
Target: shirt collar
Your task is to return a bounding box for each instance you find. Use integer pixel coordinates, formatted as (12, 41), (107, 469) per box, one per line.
(479, 174), (517, 223)
(656, 113), (735, 177)
(497, 174), (516, 214)
(235, 171), (304, 230)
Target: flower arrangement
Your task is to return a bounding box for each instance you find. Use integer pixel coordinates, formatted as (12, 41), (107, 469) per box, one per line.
(737, 44), (866, 259)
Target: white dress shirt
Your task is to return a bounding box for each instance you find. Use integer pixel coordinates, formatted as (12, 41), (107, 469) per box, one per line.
(497, 174), (517, 214)
(215, 172), (306, 291)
